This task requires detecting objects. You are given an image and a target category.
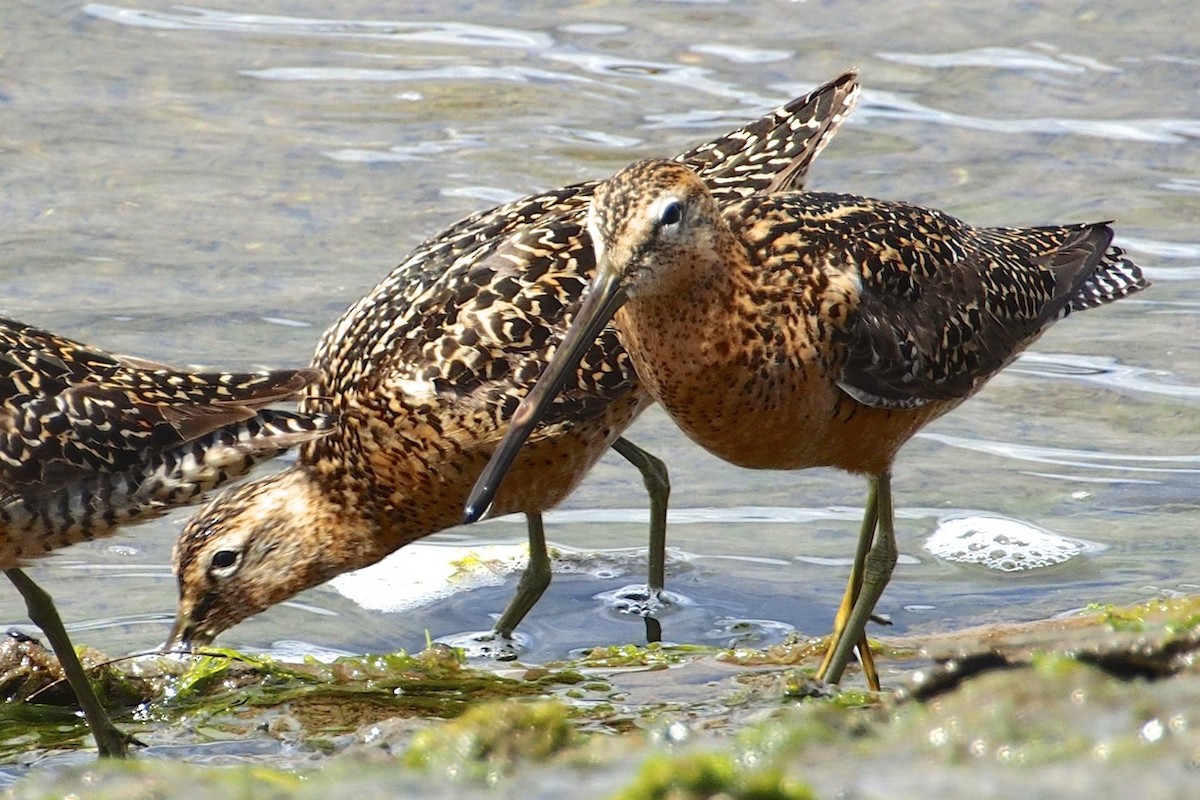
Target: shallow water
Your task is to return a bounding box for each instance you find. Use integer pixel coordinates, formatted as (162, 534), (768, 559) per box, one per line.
(0, 0), (1197, 763)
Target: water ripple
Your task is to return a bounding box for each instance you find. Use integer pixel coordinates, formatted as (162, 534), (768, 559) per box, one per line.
(324, 131), (489, 164)
(1118, 234), (1200, 257)
(920, 432), (1200, 474)
(690, 43), (792, 65)
(541, 125), (643, 149)
(1117, 235), (1200, 284)
(544, 52), (776, 109)
(879, 46), (1120, 74)
(243, 65), (594, 86)
(1012, 351), (1200, 403)
(1158, 178), (1200, 195)
(84, 4), (552, 49)
(1139, 265), (1200, 282)
(856, 89), (1200, 144)
(441, 186), (526, 206)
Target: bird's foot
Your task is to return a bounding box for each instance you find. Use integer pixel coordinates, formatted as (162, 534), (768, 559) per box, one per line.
(596, 584), (685, 617)
(435, 629), (529, 661)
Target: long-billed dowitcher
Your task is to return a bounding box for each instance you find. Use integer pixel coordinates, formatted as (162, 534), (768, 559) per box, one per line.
(0, 315), (330, 757)
(167, 71), (861, 651)
(465, 157), (1149, 689)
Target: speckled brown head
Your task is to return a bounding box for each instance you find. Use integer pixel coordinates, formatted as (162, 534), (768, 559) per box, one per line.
(586, 159), (725, 301)
(167, 467), (352, 650)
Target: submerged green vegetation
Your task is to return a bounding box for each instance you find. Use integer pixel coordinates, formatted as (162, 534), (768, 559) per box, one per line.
(2, 596), (1197, 798)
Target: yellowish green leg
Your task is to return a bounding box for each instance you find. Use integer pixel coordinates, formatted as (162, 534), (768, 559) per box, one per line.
(818, 471), (897, 689)
(816, 478), (880, 689)
(494, 512), (551, 637)
(5, 568), (130, 758)
(611, 437), (670, 593)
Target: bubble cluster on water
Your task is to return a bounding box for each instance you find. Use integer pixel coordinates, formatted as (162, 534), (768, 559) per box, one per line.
(924, 516), (1097, 572)
(434, 629), (528, 660)
(593, 585), (691, 617)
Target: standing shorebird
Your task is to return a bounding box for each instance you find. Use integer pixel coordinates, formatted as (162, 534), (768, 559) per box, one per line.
(167, 72), (861, 651)
(0, 315), (331, 757)
(465, 158), (1149, 689)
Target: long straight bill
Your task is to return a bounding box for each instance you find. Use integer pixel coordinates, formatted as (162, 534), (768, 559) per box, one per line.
(463, 267), (628, 523)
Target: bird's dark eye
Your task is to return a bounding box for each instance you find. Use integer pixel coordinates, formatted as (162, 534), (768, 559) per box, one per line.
(209, 549), (242, 576)
(659, 199), (683, 227)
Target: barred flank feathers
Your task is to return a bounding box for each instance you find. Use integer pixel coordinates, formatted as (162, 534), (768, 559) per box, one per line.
(1068, 244), (1148, 312)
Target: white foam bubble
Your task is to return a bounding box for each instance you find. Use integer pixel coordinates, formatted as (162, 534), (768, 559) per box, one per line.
(924, 516), (1096, 572)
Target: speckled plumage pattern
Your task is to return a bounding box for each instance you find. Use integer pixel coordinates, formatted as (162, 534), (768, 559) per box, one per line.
(310, 71), (860, 432)
(0, 315), (330, 566)
(575, 161), (1147, 475)
(467, 157), (1148, 688)
(169, 72), (862, 649)
(1, 409), (331, 563)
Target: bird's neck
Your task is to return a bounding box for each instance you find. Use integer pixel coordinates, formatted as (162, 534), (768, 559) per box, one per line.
(615, 230), (756, 407)
(619, 223), (755, 364)
(299, 428), (489, 564)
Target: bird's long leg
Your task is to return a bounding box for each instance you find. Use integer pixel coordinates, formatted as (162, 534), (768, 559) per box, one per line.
(818, 471), (897, 689)
(5, 568), (131, 758)
(494, 512), (552, 637)
(815, 478), (879, 688)
(611, 437), (671, 594)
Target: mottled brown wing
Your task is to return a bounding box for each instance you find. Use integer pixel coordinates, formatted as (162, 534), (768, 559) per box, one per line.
(733, 194), (1146, 409)
(841, 210), (1144, 407)
(391, 184), (600, 290)
(310, 71), (861, 395)
(0, 316), (126, 407)
(0, 316), (317, 489)
(0, 408), (335, 564)
(678, 69), (859, 200)
(393, 217), (634, 424)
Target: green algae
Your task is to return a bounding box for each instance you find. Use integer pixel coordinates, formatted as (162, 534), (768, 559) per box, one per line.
(0, 701), (90, 757)
(1086, 595), (1200, 635)
(403, 698), (579, 781)
(6, 601), (1200, 799)
(614, 749), (815, 800)
(1089, 602), (1149, 633)
(0, 639), (150, 759)
(561, 642), (708, 669)
(165, 645), (487, 712)
(4, 596), (1200, 799)
(0, 639), (147, 708)
(155, 645), (591, 744)
(778, 671), (877, 709)
(0, 644), (587, 757)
